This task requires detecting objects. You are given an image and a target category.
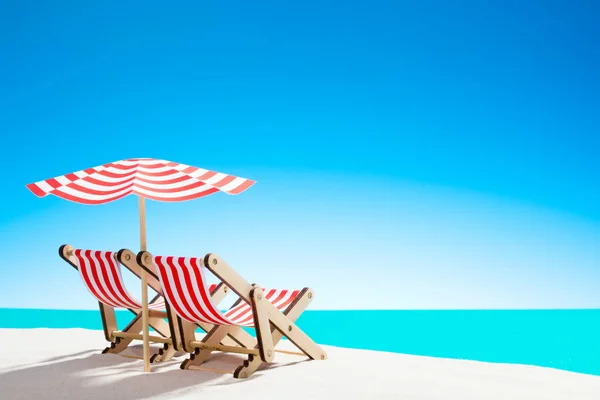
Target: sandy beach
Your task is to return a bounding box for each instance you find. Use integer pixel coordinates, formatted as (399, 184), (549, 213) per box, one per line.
(0, 329), (598, 399)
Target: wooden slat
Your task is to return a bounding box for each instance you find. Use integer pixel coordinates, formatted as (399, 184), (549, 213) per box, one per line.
(188, 341), (260, 356)
(112, 331), (172, 345)
(148, 310), (168, 319)
(251, 287), (275, 363)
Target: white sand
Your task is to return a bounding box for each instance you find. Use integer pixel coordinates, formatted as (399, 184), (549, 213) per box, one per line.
(0, 329), (599, 400)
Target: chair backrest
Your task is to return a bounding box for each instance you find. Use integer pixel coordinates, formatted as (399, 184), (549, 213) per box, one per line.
(153, 255), (235, 325)
(72, 249), (144, 309)
(152, 255), (302, 327)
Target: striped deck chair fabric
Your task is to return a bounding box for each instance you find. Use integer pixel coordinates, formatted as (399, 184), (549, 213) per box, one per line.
(72, 250), (218, 311)
(152, 256), (300, 326)
(140, 252), (327, 378)
(61, 245), (231, 363)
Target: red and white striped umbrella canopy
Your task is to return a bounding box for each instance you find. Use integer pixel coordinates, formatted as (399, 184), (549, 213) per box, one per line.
(26, 158), (256, 204)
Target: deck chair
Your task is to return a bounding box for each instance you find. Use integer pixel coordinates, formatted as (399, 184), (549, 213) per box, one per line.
(58, 244), (233, 362)
(137, 251), (327, 378)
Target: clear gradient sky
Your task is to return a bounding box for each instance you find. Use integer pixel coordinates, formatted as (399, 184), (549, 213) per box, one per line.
(0, 1), (598, 310)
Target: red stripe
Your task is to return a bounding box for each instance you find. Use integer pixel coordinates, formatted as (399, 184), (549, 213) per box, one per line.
(242, 289), (279, 324)
(154, 257), (196, 322)
(186, 259), (233, 325)
(195, 170), (217, 180)
(92, 169), (137, 179)
(64, 173), (79, 181)
(174, 257), (227, 325)
(164, 257), (207, 323)
(86, 250), (116, 306)
(104, 162), (139, 171)
(51, 189), (131, 205)
(274, 290), (300, 312)
(96, 251), (124, 306)
(74, 251), (103, 304)
(46, 178), (61, 189)
(135, 162), (169, 169)
(266, 289), (283, 303)
(76, 250), (117, 307)
(101, 251), (140, 309)
(25, 183), (47, 197)
(65, 182), (133, 196)
(82, 175), (136, 187)
(181, 166), (199, 174)
(224, 302), (250, 318)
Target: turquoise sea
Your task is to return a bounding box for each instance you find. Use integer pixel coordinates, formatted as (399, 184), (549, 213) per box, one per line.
(1, 308), (599, 376)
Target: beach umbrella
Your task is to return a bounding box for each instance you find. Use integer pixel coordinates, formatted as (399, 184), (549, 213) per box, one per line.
(25, 157), (256, 372)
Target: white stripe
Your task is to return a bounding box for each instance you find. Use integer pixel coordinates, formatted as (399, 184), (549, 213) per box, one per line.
(55, 185), (133, 201)
(172, 163), (204, 173)
(183, 258), (231, 325)
(55, 175), (73, 186)
(78, 171), (136, 184)
(90, 251), (125, 308)
(157, 258), (198, 323)
(112, 160), (141, 166)
(133, 175), (200, 190)
(135, 159), (170, 166)
(229, 310), (253, 325)
(100, 165), (139, 175)
(149, 299), (165, 310)
(34, 181), (54, 194)
(199, 172), (229, 185)
(219, 177), (251, 193)
(225, 303), (252, 321)
(185, 168), (211, 177)
(79, 253), (117, 307)
(135, 165), (175, 174)
(74, 170), (89, 179)
(224, 302), (248, 318)
(103, 253), (141, 309)
(271, 291), (294, 311)
(134, 171), (188, 182)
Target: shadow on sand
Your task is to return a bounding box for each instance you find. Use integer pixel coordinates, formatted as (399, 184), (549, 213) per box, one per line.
(0, 345), (221, 400)
(0, 345), (310, 399)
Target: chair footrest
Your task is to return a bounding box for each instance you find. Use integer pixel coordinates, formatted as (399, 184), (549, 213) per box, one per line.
(112, 331), (172, 344)
(188, 341), (259, 356)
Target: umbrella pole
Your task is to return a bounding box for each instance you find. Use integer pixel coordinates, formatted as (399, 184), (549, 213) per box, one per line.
(139, 196), (150, 373)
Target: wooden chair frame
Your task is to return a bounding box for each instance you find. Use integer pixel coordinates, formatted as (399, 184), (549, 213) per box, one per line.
(134, 251), (258, 355)
(59, 244), (231, 363)
(137, 251), (327, 378)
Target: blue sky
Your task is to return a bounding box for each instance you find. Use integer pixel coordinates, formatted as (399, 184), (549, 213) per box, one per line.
(0, 1), (598, 309)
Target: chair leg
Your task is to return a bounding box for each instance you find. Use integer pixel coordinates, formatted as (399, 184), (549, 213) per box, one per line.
(150, 343), (178, 363)
(233, 288), (326, 379)
(267, 288), (327, 362)
(251, 287), (275, 363)
(102, 311), (171, 355)
(233, 333), (279, 379)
